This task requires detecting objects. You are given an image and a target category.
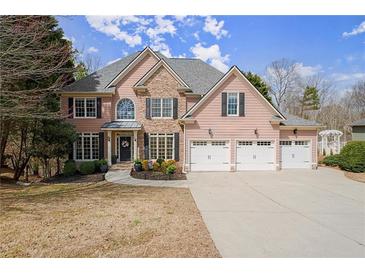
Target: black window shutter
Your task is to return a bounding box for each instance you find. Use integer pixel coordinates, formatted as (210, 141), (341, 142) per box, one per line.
(68, 143), (74, 160)
(174, 132), (180, 161)
(239, 93), (245, 117)
(173, 98), (178, 119)
(146, 98), (151, 119)
(68, 97), (74, 118)
(99, 132), (104, 159)
(144, 132), (149, 159)
(221, 93), (227, 116)
(97, 98), (102, 118)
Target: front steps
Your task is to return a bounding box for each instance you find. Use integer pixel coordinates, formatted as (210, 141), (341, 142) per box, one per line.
(110, 161), (133, 171)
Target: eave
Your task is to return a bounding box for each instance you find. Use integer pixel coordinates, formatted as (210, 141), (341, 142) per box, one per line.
(58, 91), (115, 97)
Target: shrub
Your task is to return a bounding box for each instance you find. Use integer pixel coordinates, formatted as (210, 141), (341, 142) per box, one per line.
(152, 162), (160, 171)
(166, 164), (176, 174)
(63, 160), (76, 177)
(142, 160), (149, 171)
(160, 161), (167, 174)
(79, 161), (95, 175)
(134, 159), (142, 165)
(99, 159), (108, 166)
(322, 154), (342, 167)
(338, 141), (365, 173)
(156, 158), (164, 165)
(93, 160), (101, 172)
(165, 159), (176, 167)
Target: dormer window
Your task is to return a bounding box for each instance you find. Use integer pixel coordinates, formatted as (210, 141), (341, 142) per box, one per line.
(117, 98), (135, 120)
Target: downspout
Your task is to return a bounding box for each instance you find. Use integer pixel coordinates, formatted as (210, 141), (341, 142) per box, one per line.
(182, 122), (186, 173)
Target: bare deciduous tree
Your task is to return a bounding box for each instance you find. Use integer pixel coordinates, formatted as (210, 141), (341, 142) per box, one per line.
(265, 59), (299, 110)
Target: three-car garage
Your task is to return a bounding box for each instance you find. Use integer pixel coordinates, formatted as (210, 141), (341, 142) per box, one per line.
(189, 139), (312, 171)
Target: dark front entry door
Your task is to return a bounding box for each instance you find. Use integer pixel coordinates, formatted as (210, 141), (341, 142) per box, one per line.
(119, 136), (131, 161)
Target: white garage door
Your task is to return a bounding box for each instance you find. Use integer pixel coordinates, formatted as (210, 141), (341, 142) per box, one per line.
(236, 141), (275, 170)
(280, 140), (311, 169)
(190, 140), (230, 171)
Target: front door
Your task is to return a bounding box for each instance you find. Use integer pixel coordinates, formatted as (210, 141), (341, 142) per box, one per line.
(119, 136), (131, 161)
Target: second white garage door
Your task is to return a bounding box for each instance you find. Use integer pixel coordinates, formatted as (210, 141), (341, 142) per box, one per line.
(236, 141), (276, 170)
(190, 140), (230, 171)
(280, 140), (312, 168)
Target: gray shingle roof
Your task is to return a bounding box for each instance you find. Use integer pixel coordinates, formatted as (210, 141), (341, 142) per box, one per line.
(280, 113), (321, 126)
(62, 52), (139, 92)
(62, 50), (223, 94)
(351, 118), (365, 126)
(101, 121), (141, 129)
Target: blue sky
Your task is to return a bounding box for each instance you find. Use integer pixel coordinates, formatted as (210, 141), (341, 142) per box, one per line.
(57, 16), (365, 92)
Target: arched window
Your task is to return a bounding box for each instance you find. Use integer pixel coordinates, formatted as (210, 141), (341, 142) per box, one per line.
(117, 98), (135, 120)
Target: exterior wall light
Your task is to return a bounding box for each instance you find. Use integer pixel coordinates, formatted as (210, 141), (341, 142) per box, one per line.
(293, 128), (298, 135)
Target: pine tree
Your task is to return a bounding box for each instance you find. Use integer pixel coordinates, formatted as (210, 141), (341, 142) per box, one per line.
(243, 71), (272, 104)
(300, 86), (320, 118)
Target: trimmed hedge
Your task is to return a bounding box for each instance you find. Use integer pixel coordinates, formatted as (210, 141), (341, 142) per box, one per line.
(323, 141), (365, 173)
(79, 161), (96, 175)
(63, 160), (77, 177)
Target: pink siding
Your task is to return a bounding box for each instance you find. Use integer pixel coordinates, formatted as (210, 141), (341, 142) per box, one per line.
(112, 54), (158, 120)
(185, 73), (281, 170)
(186, 96), (200, 111)
(279, 129), (318, 166)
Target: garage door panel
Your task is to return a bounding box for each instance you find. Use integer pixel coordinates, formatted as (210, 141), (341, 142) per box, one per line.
(190, 140), (230, 171)
(236, 141), (275, 171)
(280, 140), (311, 169)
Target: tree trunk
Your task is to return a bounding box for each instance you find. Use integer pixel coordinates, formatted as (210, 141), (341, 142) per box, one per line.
(0, 119), (11, 167)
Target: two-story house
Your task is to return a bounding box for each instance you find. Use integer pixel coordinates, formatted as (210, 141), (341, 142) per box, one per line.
(60, 47), (321, 172)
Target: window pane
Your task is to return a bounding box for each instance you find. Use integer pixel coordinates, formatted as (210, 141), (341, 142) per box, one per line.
(166, 135), (174, 159)
(150, 135), (157, 159)
(75, 99), (85, 117)
(162, 98), (172, 117)
(117, 98), (135, 120)
(92, 135), (99, 159)
(83, 135), (91, 160)
(86, 99), (96, 117)
(158, 135), (166, 159)
(151, 99), (161, 117)
(227, 93), (238, 115)
(76, 135), (83, 160)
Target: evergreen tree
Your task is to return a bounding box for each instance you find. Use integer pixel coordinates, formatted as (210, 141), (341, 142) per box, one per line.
(243, 71), (272, 103)
(300, 86), (320, 118)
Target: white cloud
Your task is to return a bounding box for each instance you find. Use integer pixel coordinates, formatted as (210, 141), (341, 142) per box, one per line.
(87, 46), (99, 53)
(64, 35), (76, 44)
(85, 16), (142, 47)
(120, 16), (151, 26)
(203, 16), (228, 39)
(190, 43), (229, 72)
(106, 57), (121, 65)
(342, 21), (365, 37)
(193, 31), (200, 40)
(331, 72), (365, 82)
(294, 63), (322, 77)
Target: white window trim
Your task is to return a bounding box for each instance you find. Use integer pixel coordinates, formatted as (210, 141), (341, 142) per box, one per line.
(150, 98), (174, 119)
(74, 133), (99, 161)
(148, 133), (175, 160)
(115, 98), (136, 121)
(74, 98), (97, 119)
(227, 92), (239, 117)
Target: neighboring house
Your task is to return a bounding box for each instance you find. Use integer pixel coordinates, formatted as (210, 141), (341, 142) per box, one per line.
(350, 119), (365, 141)
(60, 47), (321, 172)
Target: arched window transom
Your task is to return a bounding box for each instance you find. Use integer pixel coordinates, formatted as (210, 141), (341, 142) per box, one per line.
(117, 98), (135, 120)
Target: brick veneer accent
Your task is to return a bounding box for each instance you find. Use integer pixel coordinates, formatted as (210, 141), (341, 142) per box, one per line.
(135, 66), (186, 168)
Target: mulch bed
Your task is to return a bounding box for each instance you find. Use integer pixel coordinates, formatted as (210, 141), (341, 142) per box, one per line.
(43, 173), (105, 184)
(131, 170), (186, 180)
(345, 172), (365, 183)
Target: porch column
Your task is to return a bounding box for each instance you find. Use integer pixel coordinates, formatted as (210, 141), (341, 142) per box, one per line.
(133, 130), (138, 160)
(107, 130), (112, 166)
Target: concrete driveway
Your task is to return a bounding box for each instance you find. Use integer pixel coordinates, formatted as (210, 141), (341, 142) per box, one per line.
(188, 167), (365, 257)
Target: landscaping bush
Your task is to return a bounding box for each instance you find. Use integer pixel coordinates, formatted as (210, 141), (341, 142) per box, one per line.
(160, 161), (167, 174)
(152, 162), (160, 171)
(166, 164), (177, 174)
(156, 158), (164, 165)
(165, 159), (176, 166)
(142, 160), (149, 171)
(63, 160), (77, 177)
(338, 141), (365, 173)
(93, 160), (101, 172)
(322, 154), (342, 167)
(79, 161), (95, 175)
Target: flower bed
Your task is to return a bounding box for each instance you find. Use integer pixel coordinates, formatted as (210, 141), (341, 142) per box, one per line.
(131, 159), (186, 180)
(130, 170), (186, 180)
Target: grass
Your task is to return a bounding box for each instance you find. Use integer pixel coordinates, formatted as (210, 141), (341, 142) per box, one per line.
(0, 181), (220, 258)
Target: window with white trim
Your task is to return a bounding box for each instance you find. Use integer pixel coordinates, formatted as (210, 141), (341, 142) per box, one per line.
(227, 93), (238, 116)
(238, 141), (253, 146)
(149, 133), (174, 159)
(75, 133), (99, 160)
(75, 98), (96, 118)
(117, 98), (135, 120)
(257, 141), (271, 146)
(151, 98), (173, 118)
(295, 141), (309, 146)
(280, 141), (292, 146)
